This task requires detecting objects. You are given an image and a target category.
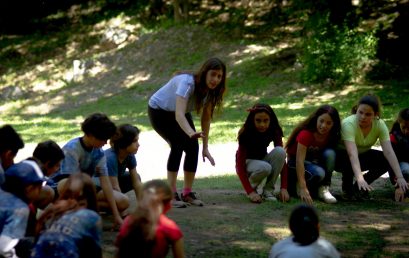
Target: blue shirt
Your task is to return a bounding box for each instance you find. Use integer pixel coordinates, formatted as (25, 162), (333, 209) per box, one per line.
(93, 148), (137, 188)
(32, 209), (102, 258)
(58, 137), (108, 178)
(105, 148), (137, 177)
(0, 189), (30, 239)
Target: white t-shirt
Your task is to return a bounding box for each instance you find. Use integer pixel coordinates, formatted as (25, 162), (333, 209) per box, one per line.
(269, 237), (340, 258)
(148, 73), (195, 112)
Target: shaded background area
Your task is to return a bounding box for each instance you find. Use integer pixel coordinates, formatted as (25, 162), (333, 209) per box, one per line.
(1, 0), (408, 79)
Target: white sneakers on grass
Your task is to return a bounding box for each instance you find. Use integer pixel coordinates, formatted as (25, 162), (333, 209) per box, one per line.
(318, 186), (337, 204)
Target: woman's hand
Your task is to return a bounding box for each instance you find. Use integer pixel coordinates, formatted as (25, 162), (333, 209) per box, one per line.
(190, 131), (204, 139)
(356, 177), (373, 191)
(202, 148), (215, 166)
(395, 188), (405, 202)
(248, 191), (262, 203)
(279, 188), (290, 202)
(395, 177), (409, 192)
(299, 187), (313, 205)
(112, 214), (124, 231)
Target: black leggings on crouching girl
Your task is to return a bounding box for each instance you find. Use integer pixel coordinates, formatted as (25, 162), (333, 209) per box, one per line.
(148, 106), (199, 173)
(335, 148), (395, 194)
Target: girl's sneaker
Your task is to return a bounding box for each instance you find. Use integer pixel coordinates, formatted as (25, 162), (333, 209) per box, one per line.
(318, 186), (337, 204)
(262, 190), (277, 201)
(172, 192), (188, 208)
(181, 192), (204, 206)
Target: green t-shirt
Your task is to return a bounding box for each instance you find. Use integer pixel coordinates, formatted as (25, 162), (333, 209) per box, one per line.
(340, 115), (389, 154)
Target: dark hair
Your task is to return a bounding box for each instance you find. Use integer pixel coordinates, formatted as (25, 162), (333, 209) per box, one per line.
(289, 204), (320, 245)
(0, 124), (24, 154)
(285, 105), (341, 149)
(81, 113), (117, 141)
(35, 173), (98, 236)
(33, 140), (65, 167)
(238, 103), (283, 142)
(351, 94), (382, 117)
(110, 124), (140, 151)
(193, 57), (227, 117)
(391, 108), (409, 133)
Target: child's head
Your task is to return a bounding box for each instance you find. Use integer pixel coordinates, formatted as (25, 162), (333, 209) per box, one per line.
(394, 108), (409, 136)
(35, 173), (98, 236)
(3, 160), (45, 203)
(59, 173), (98, 211)
(352, 94), (382, 128)
(285, 105), (340, 148)
(239, 103), (283, 138)
(0, 125), (24, 170)
(110, 124), (140, 154)
(353, 94), (381, 115)
(116, 180), (170, 258)
(143, 179), (173, 214)
(308, 105), (340, 135)
(289, 204), (320, 246)
(33, 140), (65, 176)
(81, 113), (117, 147)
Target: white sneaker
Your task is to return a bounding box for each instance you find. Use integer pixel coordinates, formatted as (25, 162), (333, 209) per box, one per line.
(318, 186), (337, 204)
(251, 179), (266, 195)
(262, 190), (277, 201)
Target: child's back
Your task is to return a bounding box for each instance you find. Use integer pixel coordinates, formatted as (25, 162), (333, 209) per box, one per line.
(32, 208), (102, 258)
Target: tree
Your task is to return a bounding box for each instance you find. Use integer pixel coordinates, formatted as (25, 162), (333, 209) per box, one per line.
(173, 0), (189, 23)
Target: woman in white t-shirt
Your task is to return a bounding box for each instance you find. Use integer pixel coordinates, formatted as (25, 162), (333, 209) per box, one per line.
(148, 58), (226, 207)
(335, 94), (408, 201)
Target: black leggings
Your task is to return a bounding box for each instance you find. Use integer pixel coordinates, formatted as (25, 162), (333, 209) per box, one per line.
(148, 106), (199, 173)
(335, 148), (394, 193)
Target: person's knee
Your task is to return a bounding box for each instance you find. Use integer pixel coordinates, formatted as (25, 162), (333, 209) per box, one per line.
(309, 167), (325, 182)
(272, 146), (286, 161)
(115, 192), (130, 212)
(323, 149), (336, 163)
(256, 162), (272, 175)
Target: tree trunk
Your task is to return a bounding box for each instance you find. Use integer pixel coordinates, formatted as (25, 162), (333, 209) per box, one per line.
(173, 0), (189, 23)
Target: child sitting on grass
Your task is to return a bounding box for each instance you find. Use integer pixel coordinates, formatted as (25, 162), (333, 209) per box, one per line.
(116, 179), (184, 258)
(0, 160), (45, 258)
(390, 107), (409, 201)
(25, 140), (65, 238)
(236, 103), (288, 203)
(52, 112), (127, 227)
(0, 125), (25, 186)
(32, 173), (102, 258)
(94, 124), (142, 202)
(285, 105), (341, 204)
(269, 204), (340, 258)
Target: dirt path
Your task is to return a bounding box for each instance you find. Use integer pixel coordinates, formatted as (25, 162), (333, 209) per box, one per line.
(15, 131), (238, 181)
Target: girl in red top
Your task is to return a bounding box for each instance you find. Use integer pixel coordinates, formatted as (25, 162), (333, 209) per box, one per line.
(285, 105), (341, 204)
(390, 108), (409, 200)
(116, 179), (184, 258)
(236, 103), (288, 203)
